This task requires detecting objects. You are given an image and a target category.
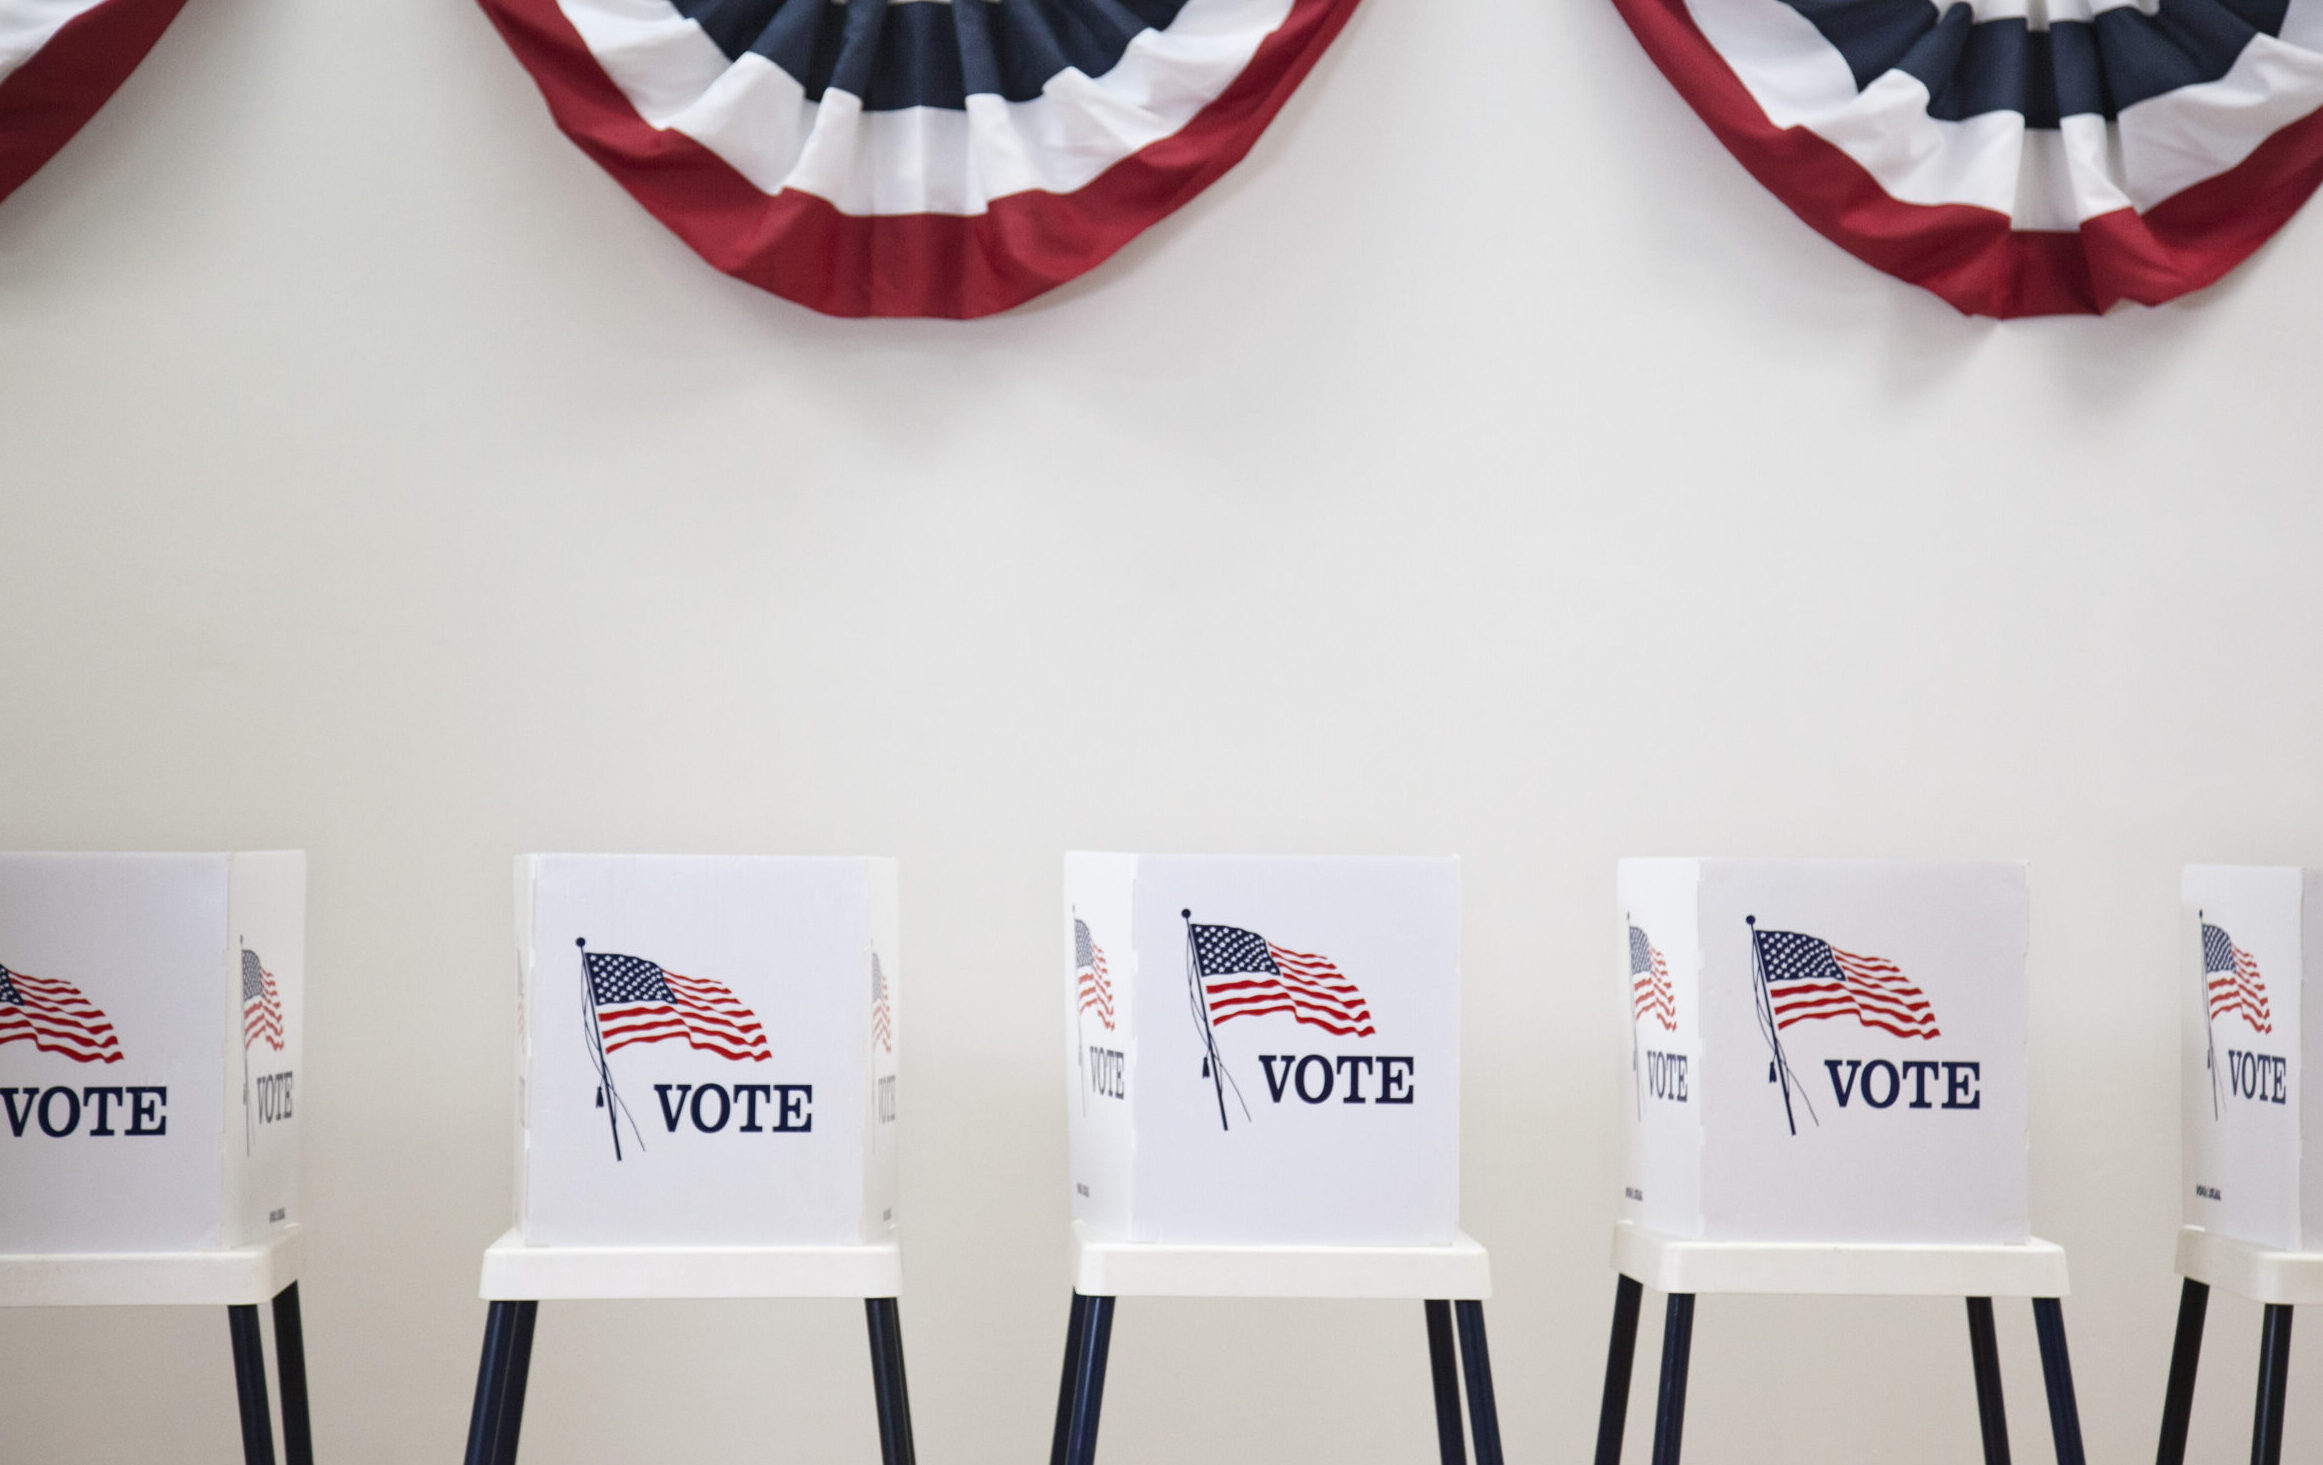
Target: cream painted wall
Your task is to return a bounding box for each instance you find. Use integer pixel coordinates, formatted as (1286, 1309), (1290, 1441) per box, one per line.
(4, 0), (2322, 1459)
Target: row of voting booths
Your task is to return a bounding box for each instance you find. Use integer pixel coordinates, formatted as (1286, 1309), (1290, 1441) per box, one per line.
(1, 852), (2318, 1463)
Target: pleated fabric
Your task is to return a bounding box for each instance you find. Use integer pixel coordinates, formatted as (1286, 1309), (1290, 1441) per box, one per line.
(1614, 0), (2323, 314)
(0, 0), (190, 205)
(481, 0), (1363, 317)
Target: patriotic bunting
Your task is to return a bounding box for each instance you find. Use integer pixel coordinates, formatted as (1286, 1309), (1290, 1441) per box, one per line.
(1612, 0), (2323, 315)
(476, 0), (1363, 318)
(0, 0), (189, 207)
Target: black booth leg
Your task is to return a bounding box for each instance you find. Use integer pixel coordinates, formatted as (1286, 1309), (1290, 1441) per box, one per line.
(2155, 1278), (2209, 1465)
(1965, 1298), (2011, 1465)
(229, 1303), (279, 1465)
(2031, 1298), (2087, 1465)
(271, 1283), (315, 1465)
(1049, 1293), (1091, 1465)
(2252, 1303), (2294, 1465)
(865, 1298), (918, 1465)
(1060, 1294), (1115, 1465)
(1648, 1293), (1695, 1465)
(491, 1301), (538, 1465)
(1453, 1301), (1505, 1465)
(1594, 1275), (1644, 1465)
(1424, 1300), (1467, 1465)
(461, 1300), (537, 1465)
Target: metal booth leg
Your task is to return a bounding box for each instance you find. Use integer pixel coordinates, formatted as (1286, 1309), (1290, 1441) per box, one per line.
(229, 1303), (279, 1465)
(1453, 1301), (1505, 1465)
(2252, 1304), (2294, 1465)
(1060, 1294), (1116, 1465)
(461, 1300), (531, 1465)
(1594, 1275), (1644, 1465)
(864, 1298), (918, 1465)
(490, 1301), (538, 1465)
(1965, 1298), (2010, 1465)
(2030, 1298), (2087, 1465)
(271, 1283), (316, 1465)
(1648, 1293), (1695, 1465)
(1424, 1300), (1467, 1465)
(2155, 1278), (2209, 1465)
(1049, 1293), (1091, 1465)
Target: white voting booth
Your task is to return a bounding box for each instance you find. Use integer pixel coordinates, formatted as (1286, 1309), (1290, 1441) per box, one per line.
(1596, 859), (2082, 1465)
(0, 852), (312, 1465)
(463, 855), (913, 1465)
(1052, 855), (1501, 1465)
(2156, 867), (2323, 1465)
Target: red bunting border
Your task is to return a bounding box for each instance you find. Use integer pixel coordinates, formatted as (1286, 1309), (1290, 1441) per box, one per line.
(479, 0), (1363, 319)
(0, 0), (190, 208)
(1611, 0), (2323, 316)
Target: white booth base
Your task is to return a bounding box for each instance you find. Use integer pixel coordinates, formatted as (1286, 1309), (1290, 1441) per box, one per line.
(1600, 1222), (2085, 1465)
(478, 1228), (903, 1301)
(1052, 1224), (1504, 1465)
(465, 1230), (916, 1465)
(1612, 1220), (2072, 1297)
(1069, 1220), (1492, 1299)
(2175, 1225), (2323, 1306)
(0, 1223), (304, 1308)
(2157, 1227), (2318, 1465)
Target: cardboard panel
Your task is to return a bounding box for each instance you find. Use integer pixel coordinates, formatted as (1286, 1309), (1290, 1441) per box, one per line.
(516, 855), (896, 1248)
(2182, 866), (2308, 1250)
(1622, 858), (2031, 1245)
(1066, 854), (1461, 1247)
(0, 853), (304, 1255)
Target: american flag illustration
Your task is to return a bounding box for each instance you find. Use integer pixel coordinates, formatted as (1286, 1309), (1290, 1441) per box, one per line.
(1188, 922), (1375, 1038)
(0, 962), (123, 1064)
(871, 953), (893, 1053)
(1629, 926), (1675, 1031)
(583, 949), (769, 1061)
(2203, 923), (2272, 1033)
(242, 949), (284, 1052)
(1075, 919), (1114, 1031)
(1753, 928), (1940, 1040)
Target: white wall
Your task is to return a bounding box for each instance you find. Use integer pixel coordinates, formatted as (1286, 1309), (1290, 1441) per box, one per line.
(4, 0), (2322, 1458)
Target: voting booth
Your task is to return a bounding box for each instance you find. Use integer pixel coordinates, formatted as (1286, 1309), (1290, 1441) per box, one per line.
(1052, 855), (1502, 1465)
(2155, 867), (2323, 1465)
(462, 855), (913, 1465)
(1596, 859), (2083, 1465)
(0, 852), (312, 1465)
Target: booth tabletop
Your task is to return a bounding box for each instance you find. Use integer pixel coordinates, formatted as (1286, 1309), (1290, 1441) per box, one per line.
(477, 1228), (903, 1301)
(1613, 1221), (2070, 1297)
(1070, 1221), (1491, 1299)
(0, 1223), (303, 1308)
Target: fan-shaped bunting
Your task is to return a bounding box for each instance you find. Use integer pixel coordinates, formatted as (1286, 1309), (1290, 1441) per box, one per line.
(0, 0), (189, 206)
(1613, 0), (2323, 315)
(479, 0), (1364, 318)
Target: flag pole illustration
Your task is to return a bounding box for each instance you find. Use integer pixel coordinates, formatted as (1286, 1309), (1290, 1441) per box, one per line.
(2200, 916), (2273, 1120)
(2201, 909), (2221, 1120)
(576, 938), (641, 1161)
(1747, 917), (1808, 1136)
(1073, 915), (1115, 1117)
(1183, 912), (1375, 1132)
(1073, 910), (1087, 1117)
(577, 937), (773, 1158)
(1628, 913), (1643, 1120)
(241, 939), (253, 1155)
(1181, 910), (1237, 1132)
(237, 947), (284, 1155)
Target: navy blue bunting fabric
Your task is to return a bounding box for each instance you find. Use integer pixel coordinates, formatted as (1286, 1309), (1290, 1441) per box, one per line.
(479, 0), (1363, 317)
(1613, 0), (2323, 314)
